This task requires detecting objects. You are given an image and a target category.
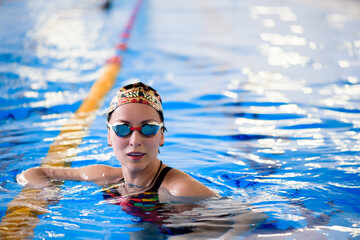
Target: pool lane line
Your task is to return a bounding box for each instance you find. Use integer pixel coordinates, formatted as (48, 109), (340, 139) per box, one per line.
(0, 0), (144, 239)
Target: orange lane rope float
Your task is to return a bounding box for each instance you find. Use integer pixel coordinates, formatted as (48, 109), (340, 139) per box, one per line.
(0, 0), (144, 239)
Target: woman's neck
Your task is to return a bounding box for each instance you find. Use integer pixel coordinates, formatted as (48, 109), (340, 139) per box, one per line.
(123, 160), (162, 190)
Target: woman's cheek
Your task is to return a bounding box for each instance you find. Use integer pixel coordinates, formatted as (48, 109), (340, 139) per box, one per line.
(111, 136), (127, 155)
(148, 137), (161, 155)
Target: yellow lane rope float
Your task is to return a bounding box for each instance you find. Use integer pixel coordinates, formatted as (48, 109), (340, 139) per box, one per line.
(0, 0), (144, 239)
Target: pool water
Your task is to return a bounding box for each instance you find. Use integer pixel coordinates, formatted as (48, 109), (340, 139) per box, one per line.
(1, 0), (360, 239)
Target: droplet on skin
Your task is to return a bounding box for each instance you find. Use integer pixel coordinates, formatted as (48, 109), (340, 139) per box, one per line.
(81, 173), (89, 180)
(17, 173), (28, 186)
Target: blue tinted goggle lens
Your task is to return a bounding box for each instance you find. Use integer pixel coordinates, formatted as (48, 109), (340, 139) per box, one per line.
(140, 124), (161, 136)
(112, 125), (131, 137)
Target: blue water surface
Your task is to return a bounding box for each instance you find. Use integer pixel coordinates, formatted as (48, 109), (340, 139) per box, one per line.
(0, 0), (360, 239)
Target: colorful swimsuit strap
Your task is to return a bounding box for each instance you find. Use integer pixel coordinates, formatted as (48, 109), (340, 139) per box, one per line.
(148, 166), (173, 192)
(103, 162), (172, 197)
(148, 161), (163, 187)
(113, 161), (163, 187)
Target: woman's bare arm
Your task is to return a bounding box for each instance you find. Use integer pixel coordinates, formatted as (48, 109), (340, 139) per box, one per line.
(17, 165), (123, 188)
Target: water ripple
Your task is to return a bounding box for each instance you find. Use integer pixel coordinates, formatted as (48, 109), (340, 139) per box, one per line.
(173, 133), (275, 141)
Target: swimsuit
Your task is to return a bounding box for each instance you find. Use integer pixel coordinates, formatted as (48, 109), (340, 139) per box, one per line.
(102, 165), (172, 222)
(102, 164), (195, 235)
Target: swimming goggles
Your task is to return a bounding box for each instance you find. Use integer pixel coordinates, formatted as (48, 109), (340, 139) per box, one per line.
(107, 122), (164, 138)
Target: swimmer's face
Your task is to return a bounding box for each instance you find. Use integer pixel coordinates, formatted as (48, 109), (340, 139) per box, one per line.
(107, 103), (164, 171)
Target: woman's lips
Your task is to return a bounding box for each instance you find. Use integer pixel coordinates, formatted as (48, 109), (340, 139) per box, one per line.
(127, 152), (145, 160)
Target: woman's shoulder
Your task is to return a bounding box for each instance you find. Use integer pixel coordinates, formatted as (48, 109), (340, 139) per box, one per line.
(161, 167), (218, 199)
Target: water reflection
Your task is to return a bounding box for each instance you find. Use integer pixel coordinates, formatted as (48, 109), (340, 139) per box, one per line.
(290, 25), (304, 34)
(260, 33), (307, 46)
(249, 6), (297, 22)
(327, 13), (349, 29)
(259, 44), (310, 68)
(100, 195), (269, 239)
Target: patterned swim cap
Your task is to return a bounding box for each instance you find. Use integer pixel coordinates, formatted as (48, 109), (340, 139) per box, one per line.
(107, 82), (164, 121)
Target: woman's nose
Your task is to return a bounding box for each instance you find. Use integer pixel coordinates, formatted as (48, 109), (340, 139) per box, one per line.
(129, 129), (142, 147)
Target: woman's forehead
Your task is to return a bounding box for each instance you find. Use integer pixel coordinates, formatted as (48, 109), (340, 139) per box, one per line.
(110, 103), (161, 122)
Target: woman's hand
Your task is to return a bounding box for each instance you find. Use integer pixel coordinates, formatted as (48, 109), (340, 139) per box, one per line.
(17, 168), (54, 188)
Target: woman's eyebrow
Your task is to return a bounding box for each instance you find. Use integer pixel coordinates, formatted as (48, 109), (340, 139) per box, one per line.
(112, 119), (131, 124)
(112, 119), (158, 124)
(140, 119), (158, 124)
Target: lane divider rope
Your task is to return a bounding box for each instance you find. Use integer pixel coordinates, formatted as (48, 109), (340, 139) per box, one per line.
(0, 0), (144, 239)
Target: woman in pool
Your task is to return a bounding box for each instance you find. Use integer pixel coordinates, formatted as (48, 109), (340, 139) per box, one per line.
(18, 82), (218, 203)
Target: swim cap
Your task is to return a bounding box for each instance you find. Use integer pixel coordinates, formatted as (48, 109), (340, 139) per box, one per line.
(107, 82), (164, 121)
